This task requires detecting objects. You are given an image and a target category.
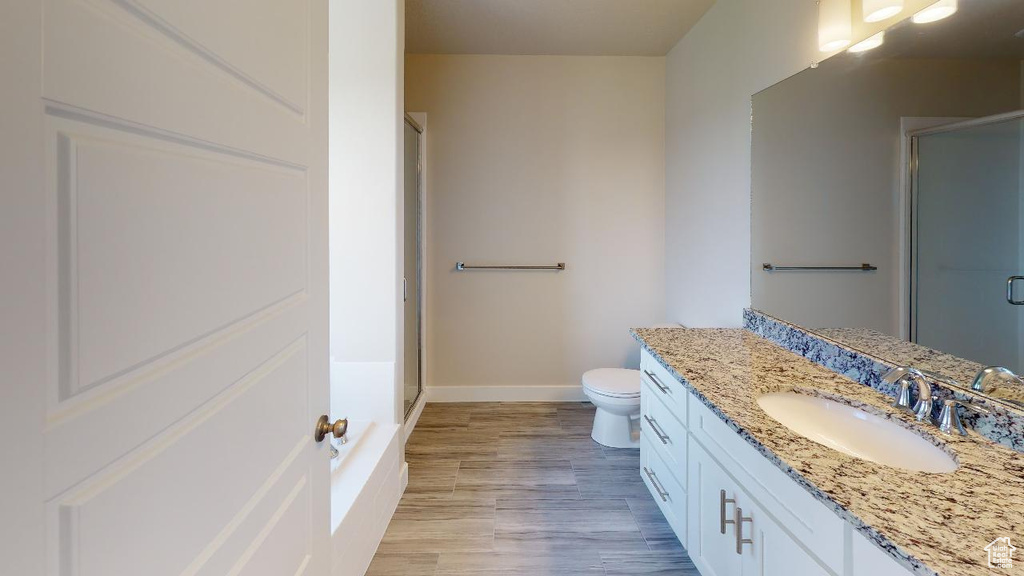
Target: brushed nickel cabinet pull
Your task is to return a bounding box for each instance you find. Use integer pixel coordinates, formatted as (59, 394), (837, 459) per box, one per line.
(720, 490), (736, 534)
(643, 467), (669, 502)
(644, 370), (669, 393)
(643, 415), (670, 444)
(734, 506), (753, 554)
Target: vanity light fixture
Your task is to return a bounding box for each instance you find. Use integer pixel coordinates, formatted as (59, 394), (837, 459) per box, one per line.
(911, 0), (957, 23)
(848, 30), (885, 52)
(818, 0), (853, 52)
(863, 0), (903, 23)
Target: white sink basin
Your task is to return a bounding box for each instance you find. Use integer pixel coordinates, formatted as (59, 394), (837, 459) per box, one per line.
(757, 392), (958, 473)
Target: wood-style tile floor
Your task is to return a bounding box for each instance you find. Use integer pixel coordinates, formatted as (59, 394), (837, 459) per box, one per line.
(367, 402), (699, 575)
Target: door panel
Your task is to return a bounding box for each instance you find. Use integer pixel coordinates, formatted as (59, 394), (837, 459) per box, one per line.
(51, 118), (307, 397)
(42, 0), (309, 164)
(4, 0), (330, 574)
(51, 341), (308, 576)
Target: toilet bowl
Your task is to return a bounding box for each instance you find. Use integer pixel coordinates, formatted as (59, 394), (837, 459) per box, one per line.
(582, 368), (641, 448)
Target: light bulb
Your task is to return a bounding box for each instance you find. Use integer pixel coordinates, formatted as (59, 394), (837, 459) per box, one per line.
(848, 31), (885, 53)
(912, 0), (957, 23)
(819, 0), (853, 52)
(863, 0), (904, 23)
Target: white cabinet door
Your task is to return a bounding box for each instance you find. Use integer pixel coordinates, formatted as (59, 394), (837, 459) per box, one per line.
(688, 441), (743, 576)
(1, 0), (331, 574)
(851, 528), (914, 576)
(691, 441), (833, 576)
(739, 500), (833, 576)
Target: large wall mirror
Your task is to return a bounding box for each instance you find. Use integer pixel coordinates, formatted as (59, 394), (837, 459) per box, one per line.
(751, 0), (1024, 407)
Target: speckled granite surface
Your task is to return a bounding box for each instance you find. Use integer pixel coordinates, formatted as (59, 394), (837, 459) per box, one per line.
(813, 327), (1024, 408)
(631, 327), (1024, 576)
(745, 309), (1024, 453)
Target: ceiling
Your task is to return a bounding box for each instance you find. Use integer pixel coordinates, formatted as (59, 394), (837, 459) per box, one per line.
(405, 0), (716, 56)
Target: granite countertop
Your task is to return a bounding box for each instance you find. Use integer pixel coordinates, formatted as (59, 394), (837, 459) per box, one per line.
(632, 327), (1024, 576)
(812, 327), (1024, 407)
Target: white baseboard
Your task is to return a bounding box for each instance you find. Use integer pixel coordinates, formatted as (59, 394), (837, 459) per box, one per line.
(400, 461), (409, 492)
(425, 384), (587, 403)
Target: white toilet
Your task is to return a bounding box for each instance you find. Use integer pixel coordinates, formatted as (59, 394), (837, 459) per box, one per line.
(582, 368), (642, 448)
(583, 323), (682, 448)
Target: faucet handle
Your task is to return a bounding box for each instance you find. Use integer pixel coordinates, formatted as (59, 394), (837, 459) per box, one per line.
(935, 398), (990, 436)
(891, 379), (914, 413)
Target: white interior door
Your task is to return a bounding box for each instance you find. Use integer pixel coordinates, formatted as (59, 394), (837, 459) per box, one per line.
(1, 0), (331, 574)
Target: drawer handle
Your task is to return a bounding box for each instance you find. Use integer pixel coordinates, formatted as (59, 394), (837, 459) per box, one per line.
(734, 506), (753, 554)
(643, 370), (670, 394)
(719, 489), (736, 534)
(643, 467), (669, 502)
(643, 415), (670, 444)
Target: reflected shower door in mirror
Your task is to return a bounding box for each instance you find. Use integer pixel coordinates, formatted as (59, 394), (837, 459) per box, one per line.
(749, 0), (1024, 407)
(912, 114), (1024, 374)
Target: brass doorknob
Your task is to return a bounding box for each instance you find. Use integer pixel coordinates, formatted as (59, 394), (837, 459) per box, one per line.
(315, 415), (348, 443)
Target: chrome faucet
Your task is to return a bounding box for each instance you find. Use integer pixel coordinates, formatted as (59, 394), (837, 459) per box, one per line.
(971, 366), (1024, 394)
(882, 366), (933, 420)
(883, 365), (992, 436)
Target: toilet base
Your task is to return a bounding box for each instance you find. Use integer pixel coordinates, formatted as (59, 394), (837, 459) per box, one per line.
(591, 406), (640, 448)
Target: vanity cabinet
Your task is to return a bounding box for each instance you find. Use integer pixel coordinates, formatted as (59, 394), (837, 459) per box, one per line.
(639, 353), (689, 542)
(638, 349), (913, 576)
(689, 441), (830, 576)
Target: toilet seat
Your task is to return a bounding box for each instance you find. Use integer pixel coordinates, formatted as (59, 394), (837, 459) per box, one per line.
(582, 368), (641, 399)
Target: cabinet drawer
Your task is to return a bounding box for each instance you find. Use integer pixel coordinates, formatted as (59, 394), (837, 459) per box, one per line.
(688, 395), (845, 574)
(641, 380), (688, 474)
(640, 349), (687, 421)
(640, 435), (687, 543)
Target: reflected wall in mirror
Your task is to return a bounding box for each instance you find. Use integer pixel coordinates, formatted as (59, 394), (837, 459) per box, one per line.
(751, 0), (1024, 406)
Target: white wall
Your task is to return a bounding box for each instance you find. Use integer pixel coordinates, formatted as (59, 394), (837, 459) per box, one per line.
(750, 59), (1021, 334)
(405, 55), (666, 399)
(329, 0), (405, 424)
(663, 0), (941, 328)
(327, 3), (408, 573)
(664, 0), (819, 327)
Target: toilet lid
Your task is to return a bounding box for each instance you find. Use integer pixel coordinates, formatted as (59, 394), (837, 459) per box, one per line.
(582, 368), (641, 398)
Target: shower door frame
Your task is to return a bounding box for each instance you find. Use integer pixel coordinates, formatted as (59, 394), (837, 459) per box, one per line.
(906, 110), (1024, 360)
(404, 113), (426, 420)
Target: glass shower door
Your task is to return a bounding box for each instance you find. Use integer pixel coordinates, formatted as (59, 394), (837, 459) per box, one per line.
(403, 118), (423, 417)
(912, 114), (1024, 372)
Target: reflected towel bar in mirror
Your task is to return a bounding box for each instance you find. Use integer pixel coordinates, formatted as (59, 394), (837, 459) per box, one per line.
(762, 263), (877, 272)
(456, 262), (566, 271)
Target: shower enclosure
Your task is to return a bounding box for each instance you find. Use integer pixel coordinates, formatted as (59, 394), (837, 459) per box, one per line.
(403, 114), (424, 417)
(910, 111), (1024, 373)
